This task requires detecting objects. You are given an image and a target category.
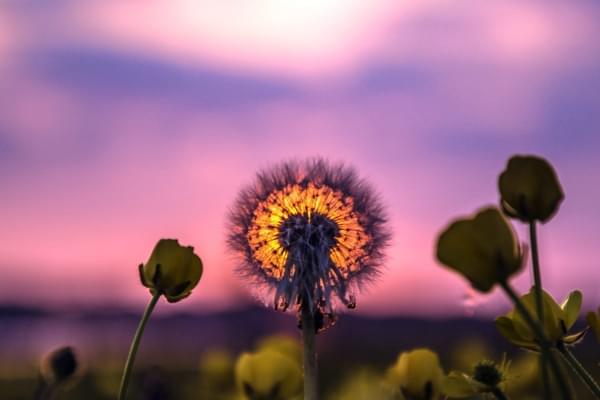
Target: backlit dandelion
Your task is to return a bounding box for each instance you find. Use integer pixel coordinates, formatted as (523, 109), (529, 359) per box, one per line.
(228, 158), (389, 317)
(228, 158), (389, 400)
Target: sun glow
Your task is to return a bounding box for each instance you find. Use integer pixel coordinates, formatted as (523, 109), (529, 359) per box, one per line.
(247, 183), (370, 279)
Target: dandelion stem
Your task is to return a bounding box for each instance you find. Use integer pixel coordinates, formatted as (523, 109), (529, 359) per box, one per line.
(118, 291), (161, 400)
(528, 221), (552, 400)
(500, 281), (572, 400)
(557, 343), (600, 399)
(300, 303), (319, 400)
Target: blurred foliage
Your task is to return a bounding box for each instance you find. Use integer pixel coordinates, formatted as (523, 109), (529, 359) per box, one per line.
(1, 330), (599, 399)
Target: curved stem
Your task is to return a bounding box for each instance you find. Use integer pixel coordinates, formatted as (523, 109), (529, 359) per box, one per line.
(118, 291), (161, 400)
(300, 304), (319, 400)
(500, 281), (572, 400)
(557, 343), (600, 399)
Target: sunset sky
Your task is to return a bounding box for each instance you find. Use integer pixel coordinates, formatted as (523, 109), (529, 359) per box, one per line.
(1, 0), (599, 316)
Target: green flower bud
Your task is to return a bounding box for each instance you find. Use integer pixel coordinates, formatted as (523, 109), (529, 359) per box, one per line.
(386, 348), (444, 400)
(496, 288), (586, 351)
(498, 155), (564, 223)
(140, 239), (203, 303)
(436, 207), (524, 293)
(234, 349), (302, 400)
(41, 346), (78, 386)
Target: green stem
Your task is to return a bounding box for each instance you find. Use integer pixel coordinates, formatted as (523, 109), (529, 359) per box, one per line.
(300, 304), (319, 400)
(529, 221), (552, 399)
(529, 221), (544, 320)
(539, 353), (553, 400)
(491, 387), (510, 400)
(500, 281), (572, 400)
(118, 291), (161, 400)
(557, 343), (600, 399)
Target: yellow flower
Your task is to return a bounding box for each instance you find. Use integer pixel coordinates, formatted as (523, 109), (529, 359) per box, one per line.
(386, 348), (444, 400)
(498, 155), (564, 223)
(496, 288), (585, 351)
(139, 239), (203, 302)
(235, 349), (302, 400)
(436, 207), (524, 293)
(586, 308), (600, 343)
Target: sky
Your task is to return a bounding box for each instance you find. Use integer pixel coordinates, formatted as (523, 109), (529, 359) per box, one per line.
(1, 0), (599, 316)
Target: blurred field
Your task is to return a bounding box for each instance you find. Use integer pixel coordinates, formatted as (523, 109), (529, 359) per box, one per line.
(2, 305), (599, 399)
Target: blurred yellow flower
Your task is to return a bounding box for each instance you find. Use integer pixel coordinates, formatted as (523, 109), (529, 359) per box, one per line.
(235, 349), (302, 400)
(256, 335), (302, 363)
(498, 155), (564, 223)
(332, 369), (396, 400)
(199, 349), (235, 395)
(496, 288), (585, 351)
(449, 339), (491, 372)
(586, 308), (600, 343)
(140, 239), (203, 302)
(386, 348), (444, 400)
(436, 207), (524, 293)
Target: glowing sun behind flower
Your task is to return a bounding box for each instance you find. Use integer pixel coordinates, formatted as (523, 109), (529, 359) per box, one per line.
(228, 158), (390, 319)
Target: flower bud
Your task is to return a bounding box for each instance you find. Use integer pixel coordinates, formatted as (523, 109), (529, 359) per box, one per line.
(436, 207), (524, 293)
(140, 239), (203, 303)
(386, 348), (444, 400)
(235, 349), (302, 400)
(40, 346), (78, 386)
(498, 155), (564, 223)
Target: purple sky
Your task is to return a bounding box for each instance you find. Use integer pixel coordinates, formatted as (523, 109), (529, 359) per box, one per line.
(1, 0), (599, 316)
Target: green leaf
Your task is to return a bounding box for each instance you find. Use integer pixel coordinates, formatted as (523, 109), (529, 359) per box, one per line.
(562, 290), (583, 330)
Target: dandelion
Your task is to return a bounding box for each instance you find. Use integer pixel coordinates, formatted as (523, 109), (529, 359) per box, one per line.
(228, 158), (389, 399)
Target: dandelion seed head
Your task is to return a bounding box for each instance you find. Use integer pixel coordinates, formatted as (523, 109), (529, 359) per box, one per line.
(228, 158), (390, 319)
